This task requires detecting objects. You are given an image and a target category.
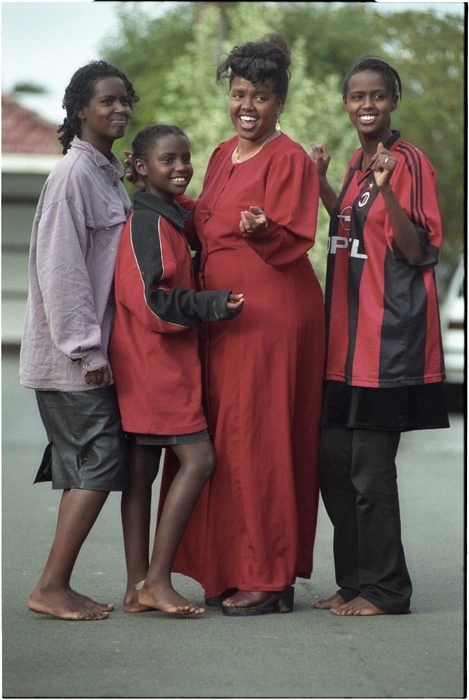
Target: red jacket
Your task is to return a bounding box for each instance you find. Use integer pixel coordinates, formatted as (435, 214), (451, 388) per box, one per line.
(109, 190), (231, 435)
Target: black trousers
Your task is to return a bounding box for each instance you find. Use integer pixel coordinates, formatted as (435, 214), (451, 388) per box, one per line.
(319, 427), (412, 613)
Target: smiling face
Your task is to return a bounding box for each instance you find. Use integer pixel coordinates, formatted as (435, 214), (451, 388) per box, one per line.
(134, 133), (193, 204)
(343, 70), (397, 144)
(229, 76), (283, 144)
(77, 76), (132, 156)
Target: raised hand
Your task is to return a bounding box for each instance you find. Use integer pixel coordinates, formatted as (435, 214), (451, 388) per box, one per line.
(309, 141), (331, 178)
(371, 142), (397, 191)
(239, 206), (268, 239)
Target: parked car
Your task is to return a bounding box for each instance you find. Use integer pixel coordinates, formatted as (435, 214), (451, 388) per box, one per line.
(440, 255), (465, 410)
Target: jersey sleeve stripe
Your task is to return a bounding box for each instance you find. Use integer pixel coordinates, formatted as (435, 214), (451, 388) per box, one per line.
(395, 143), (428, 231)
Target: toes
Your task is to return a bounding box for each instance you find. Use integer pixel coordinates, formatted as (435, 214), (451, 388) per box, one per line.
(176, 604), (204, 614)
(85, 602), (113, 613)
(70, 611), (89, 621)
(97, 603), (114, 612)
(68, 611), (93, 621)
(188, 604), (204, 614)
(82, 610), (108, 621)
(79, 608), (109, 620)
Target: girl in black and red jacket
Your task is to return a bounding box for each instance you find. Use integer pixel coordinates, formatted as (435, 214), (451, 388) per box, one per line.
(109, 124), (244, 616)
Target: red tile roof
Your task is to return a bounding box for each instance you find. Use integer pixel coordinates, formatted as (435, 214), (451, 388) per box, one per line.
(2, 94), (61, 154)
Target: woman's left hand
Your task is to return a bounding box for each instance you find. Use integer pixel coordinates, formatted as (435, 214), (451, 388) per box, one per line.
(371, 142), (397, 191)
(239, 206), (268, 239)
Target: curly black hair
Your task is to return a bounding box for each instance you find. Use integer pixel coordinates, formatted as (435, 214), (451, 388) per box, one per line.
(132, 124), (189, 162)
(216, 34), (291, 103)
(342, 57), (402, 102)
(57, 60), (139, 154)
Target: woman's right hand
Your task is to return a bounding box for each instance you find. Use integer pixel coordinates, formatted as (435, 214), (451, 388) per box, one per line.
(123, 150), (145, 188)
(309, 141), (331, 178)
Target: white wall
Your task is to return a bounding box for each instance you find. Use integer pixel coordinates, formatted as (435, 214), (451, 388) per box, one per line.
(2, 155), (60, 345)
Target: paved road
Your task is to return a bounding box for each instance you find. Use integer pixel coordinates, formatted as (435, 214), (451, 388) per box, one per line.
(2, 349), (465, 698)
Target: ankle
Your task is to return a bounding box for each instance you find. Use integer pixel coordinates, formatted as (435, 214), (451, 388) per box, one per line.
(143, 575), (171, 589)
(32, 579), (68, 596)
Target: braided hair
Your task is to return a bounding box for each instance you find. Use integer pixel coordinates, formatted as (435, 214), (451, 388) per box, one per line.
(57, 60), (139, 155)
(216, 34), (291, 103)
(132, 124), (189, 162)
(342, 57), (402, 102)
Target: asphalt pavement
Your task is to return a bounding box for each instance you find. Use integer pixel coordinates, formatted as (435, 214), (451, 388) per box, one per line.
(2, 349), (466, 699)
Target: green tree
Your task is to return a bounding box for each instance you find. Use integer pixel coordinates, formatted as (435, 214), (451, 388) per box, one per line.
(13, 82), (48, 94)
(268, 1), (385, 78)
(376, 9), (465, 270)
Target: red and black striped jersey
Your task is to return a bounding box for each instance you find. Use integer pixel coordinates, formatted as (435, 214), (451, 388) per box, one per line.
(325, 131), (446, 388)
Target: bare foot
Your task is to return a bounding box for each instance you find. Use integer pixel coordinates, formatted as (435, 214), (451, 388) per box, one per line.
(69, 588), (114, 612)
(137, 583), (204, 615)
(222, 590), (275, 608)
(28, 587), (109, 621)
(314, 593), (346, 610)
(331, 595), (386, 616)
(123, 586), (153, 614)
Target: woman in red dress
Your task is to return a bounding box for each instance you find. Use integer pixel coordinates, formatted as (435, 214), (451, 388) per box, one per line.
(161, 35), (325, 615)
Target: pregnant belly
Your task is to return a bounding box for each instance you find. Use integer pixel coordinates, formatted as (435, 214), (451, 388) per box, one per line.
(201, 251), (247, 291)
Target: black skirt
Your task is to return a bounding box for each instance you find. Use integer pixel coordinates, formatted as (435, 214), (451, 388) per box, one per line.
(321, 380), (450, 432)
(128, 429), (210, 446)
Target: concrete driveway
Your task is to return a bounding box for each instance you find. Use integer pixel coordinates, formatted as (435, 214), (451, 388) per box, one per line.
(2, 349), (465, 698)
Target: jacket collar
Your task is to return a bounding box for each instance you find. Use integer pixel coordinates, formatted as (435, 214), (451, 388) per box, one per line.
(133, 189), (192, 229)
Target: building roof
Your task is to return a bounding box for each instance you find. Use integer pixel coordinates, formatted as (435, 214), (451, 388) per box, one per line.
(2, 94), (61, 155)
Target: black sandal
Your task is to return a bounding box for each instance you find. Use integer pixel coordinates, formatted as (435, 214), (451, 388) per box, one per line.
(221, 586), (294, 616)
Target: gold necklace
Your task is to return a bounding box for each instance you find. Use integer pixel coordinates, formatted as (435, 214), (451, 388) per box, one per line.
(235, 131), (279, 163)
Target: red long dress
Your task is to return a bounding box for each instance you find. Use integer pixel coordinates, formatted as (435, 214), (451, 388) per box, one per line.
(160, 133), (325, 597)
